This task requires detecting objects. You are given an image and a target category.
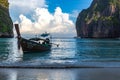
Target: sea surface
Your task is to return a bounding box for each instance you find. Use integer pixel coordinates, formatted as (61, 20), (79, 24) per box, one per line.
(1, 38), (120, 80)
(0, 38), (120, 65)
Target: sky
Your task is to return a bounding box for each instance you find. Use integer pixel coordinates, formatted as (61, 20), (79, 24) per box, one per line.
(8, 0), (92, 37)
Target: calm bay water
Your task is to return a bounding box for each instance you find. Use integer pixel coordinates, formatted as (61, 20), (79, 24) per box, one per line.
(1, 38), (120, 80)
(0, 38), (120, 65)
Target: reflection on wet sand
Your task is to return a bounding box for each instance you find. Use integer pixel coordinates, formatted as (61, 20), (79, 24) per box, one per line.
(0, 69), (17, 80)
(0, 69), (75, 80)
(0, 68), (120, 80)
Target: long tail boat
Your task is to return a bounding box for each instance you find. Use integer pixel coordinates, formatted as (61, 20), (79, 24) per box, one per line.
(14, 24), (52, 52)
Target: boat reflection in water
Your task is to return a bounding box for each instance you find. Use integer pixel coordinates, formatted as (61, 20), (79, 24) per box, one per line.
(23, 51), (50, 61)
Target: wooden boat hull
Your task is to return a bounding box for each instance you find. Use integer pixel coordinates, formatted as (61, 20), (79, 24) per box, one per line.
(19, 38), (51, 52)
(15, 24), (52, 52)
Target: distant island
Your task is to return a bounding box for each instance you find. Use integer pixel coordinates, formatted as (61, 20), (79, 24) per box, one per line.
(76, 0), (120, 38)
(0, 0), (13, 38)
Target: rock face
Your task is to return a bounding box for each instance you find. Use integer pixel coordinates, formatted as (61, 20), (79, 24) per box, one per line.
(0, 0), (13, 38)
(76, 0), (120, 38)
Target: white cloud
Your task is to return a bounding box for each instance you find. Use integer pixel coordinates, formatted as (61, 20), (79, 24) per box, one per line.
(9, 0), (76, 37)
(9, 0), (47, 21)
(9, 0), (47, 13)
(19, 7), (76, 37)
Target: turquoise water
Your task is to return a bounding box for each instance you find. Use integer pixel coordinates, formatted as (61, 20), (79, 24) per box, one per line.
(0, 38), (120, 65)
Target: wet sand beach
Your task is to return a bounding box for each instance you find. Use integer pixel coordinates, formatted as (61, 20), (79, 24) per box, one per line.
(0, 68), (120, 80)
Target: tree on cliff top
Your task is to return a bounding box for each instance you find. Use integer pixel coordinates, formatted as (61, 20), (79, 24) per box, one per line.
(0, 0), (9, 8)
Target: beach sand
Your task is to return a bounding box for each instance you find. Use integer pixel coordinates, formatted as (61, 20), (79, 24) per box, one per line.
(0, 68), (120, 80)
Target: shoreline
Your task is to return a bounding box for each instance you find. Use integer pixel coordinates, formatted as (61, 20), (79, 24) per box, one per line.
(1, 62), (120, 69)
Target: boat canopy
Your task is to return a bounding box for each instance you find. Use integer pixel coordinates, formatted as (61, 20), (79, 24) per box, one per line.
(41, 32), (50, 37)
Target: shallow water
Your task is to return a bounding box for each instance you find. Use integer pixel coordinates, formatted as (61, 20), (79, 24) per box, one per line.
(1, 38), (120, 80)
(0, 38), (120, 65)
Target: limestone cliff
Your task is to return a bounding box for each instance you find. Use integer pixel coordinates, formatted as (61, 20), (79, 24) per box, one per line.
(76, 0), (120, 38)
(0, 0), (13, 38)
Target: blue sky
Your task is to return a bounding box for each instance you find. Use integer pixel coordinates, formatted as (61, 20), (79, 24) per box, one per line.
(46, 0), (92, 22)
(9, 0), (92, 22)
(9, 0), (92, 37)
(46, 0), (92, 13)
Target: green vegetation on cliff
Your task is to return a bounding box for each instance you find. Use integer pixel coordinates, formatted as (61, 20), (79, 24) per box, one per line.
(84, 0), (120, 24)
(76, 0), (120, 38)
(0, 0), (9, 8)
(109, 0), (120, 6)
(0, 0), (13, 37)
